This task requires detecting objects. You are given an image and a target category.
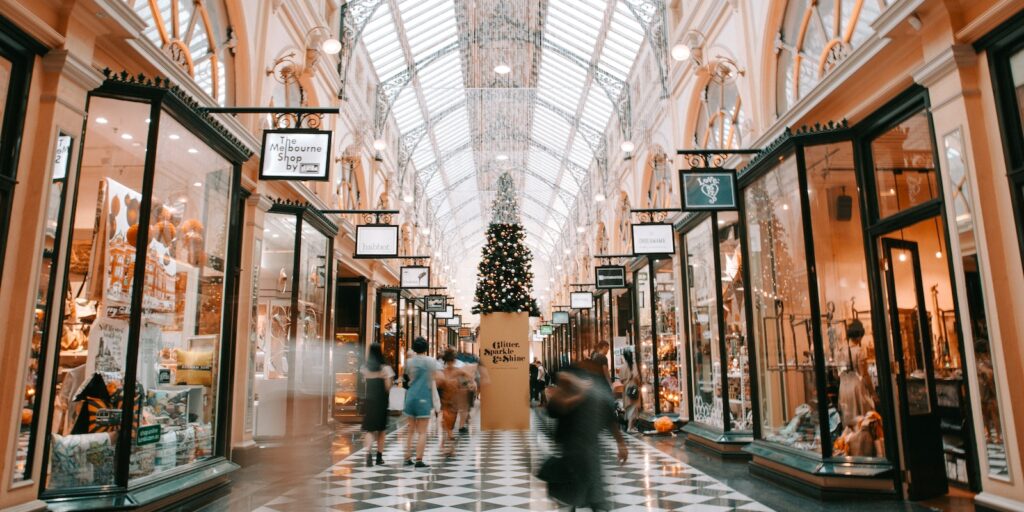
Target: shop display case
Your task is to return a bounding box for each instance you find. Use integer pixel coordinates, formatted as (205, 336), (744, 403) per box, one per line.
(252, 202), (335, 440)
(738, 126), (893, 491)
(634, 257), (684, 417)
(36, 76), (250, 507)
(333, 278), (366, 421)
(681, 211), (752, 456)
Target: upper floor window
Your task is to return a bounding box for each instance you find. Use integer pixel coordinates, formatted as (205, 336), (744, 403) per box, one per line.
(775, 0), (890, 115)
(695, 79), (743, 150)
(130, 0), (234, 105)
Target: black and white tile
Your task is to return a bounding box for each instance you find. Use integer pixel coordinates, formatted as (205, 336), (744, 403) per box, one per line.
(253, 412), (773, 511)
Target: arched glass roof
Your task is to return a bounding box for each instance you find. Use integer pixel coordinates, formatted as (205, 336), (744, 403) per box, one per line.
(359, 0), (649, 258)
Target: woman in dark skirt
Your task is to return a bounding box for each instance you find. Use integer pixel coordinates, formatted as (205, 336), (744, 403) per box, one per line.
(362, 343), (393, 466)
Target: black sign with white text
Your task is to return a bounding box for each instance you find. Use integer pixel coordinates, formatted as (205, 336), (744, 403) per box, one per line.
(595, 265), (627, 289)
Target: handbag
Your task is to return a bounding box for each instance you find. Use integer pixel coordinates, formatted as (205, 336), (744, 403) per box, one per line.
(538, 456), (586, 506)
(625, 384), (640, 400)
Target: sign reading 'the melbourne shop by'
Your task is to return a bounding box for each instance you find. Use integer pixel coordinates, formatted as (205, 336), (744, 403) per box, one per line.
(260, 129), (332, 181)
(681, 170), (738, 210)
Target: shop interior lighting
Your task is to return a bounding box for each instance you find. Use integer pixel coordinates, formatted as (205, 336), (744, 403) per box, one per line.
(193, 182), (203, 187)
(95, 117), (108, 124)
(188, 148), (199, 154)
(169, 134), (181, 140)
(120, 133), (133, 140)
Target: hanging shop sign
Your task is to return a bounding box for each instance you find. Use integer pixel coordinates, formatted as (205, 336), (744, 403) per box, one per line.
(259, 129), (332, 181)
(400, 265), (430, 289)
(354, 224), (399, 258)
(595, 265), (627, 289)
(424, 295), (446, 312)
(458, 327), (471, 337)
(680, 170), (738, 210)
(632, 223), (675, 255)
(53, 133), (72, 181)
(570, 292), (594, 309)
(552, 311), (570, 325)
(446, 315), (462, 327)
(436, 305), (454, 319)
(540, 324), (554, 336)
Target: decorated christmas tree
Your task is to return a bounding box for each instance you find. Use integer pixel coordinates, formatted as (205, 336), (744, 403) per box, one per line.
(473, 172), (541, 316)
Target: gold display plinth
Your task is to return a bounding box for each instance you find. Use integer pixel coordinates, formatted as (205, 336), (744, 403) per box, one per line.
(478, 312), (531, 430)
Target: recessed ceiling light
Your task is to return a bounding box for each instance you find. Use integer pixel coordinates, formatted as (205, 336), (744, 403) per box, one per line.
(120, 133), (133, 140)
(188, 148), (199, 154)
(193, 182), (203, 187)
(96, 117), (108, 124)
(169, 134), (181, 140)
(132, 142), (141, 147)
(495, 154), (509, 161)
(494, 63), (511, 74)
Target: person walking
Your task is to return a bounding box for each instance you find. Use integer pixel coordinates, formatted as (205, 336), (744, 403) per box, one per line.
(536, 361), (548, 406)
(541, 363), (628, 511)
(530, 359), (541, 404)
(361, 344), (393, 466)
(619, 348), (642, 432)
(436, 349), (471, 458)
(403, 337), (436, 468)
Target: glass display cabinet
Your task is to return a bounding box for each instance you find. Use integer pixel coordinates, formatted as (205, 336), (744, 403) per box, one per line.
(36, 75), (250, 507)
(253, 202), (336, 440)
(681, 211), (752, 456)
(739, 124), (893, 492)
(634, 256), (684, 417)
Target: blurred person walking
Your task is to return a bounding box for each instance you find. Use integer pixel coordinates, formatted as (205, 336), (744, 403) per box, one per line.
(540, 364), (628, 511)
(436, 349), (472, 458)
(619, 349), (642, 432)
(361, 344), (394, 467)
(403, 337), (436, 468)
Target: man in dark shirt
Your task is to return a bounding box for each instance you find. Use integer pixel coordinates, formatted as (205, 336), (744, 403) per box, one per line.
(529, 359), (540, 403)
(590, 341), (611, 384)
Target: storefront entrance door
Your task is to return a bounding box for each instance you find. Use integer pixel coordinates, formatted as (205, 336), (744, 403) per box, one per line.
(880, 237), (948, 500)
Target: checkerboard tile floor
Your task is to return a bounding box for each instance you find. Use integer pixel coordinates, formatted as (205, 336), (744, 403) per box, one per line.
(253, 412), (773, 511)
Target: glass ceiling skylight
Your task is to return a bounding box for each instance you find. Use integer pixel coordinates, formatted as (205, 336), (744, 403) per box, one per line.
(359, 0), (649, 257)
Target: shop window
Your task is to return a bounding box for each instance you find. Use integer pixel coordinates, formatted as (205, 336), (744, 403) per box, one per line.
(695, 80), (744, 150)
(253, 208), (333, 440)
(376, 290), (400, 368)
(805, 141), (885, 460)
(11, 132), (73, 483)
(871, 112), (940, 218)
(686, 218), (723, 428)
(42, 95), (237, 490)
(775, 0), (890, 116)
(745, 154), (820, 453)
(131, 0), (233, 104)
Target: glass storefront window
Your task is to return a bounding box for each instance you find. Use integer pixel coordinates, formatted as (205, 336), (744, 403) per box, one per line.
(45, 97), (151, 490)
(718, 212), (750, 432)
(127, 109), (233, 482)
(805, 141), (884, 460)
(745, 154), (820, 454)
(655, 259), (682, 415)
(635, 266), (654, 413)
(376, 290), (399, 369)
(945, 127), (1009, 479)
(686, 219), (722, 429)
(12, 133), (72, 483)
(253, 209), (333, 440)
(872, 112), (940, 218)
